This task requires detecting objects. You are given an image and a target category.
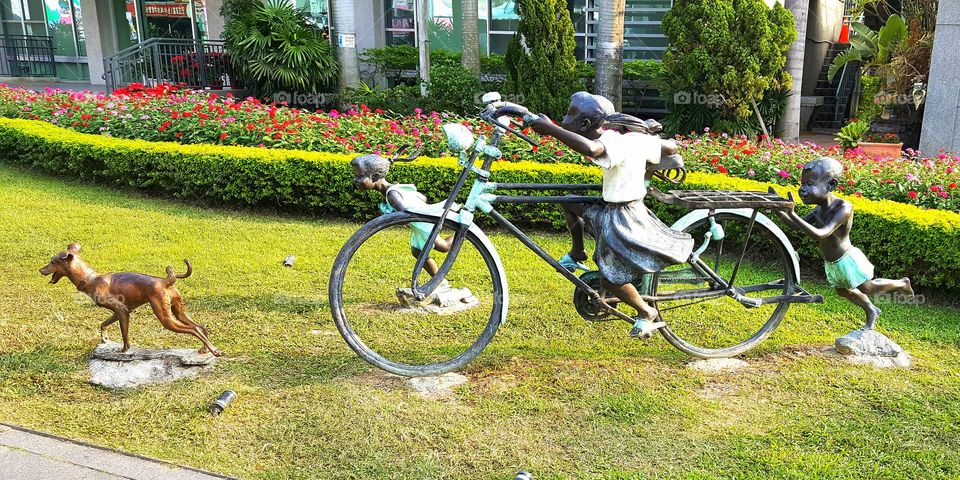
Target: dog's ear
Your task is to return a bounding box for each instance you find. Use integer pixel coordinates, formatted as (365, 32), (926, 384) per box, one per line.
(67, 243), (81, 253)
(60, 253), (73, 262)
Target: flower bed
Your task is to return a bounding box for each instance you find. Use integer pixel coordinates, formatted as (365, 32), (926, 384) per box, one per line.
(0, 84), (957, 211)
(1, 117), (958, 290)
(681, 132), (958, 211)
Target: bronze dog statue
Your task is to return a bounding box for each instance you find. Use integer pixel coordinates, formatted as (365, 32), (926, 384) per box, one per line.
(40, 243), (222, 356)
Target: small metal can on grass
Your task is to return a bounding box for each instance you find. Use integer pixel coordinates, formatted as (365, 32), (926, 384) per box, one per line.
(209, 390), (237, 415)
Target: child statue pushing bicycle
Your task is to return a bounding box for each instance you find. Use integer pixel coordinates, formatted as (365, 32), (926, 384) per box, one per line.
(333, 91), (906, 378)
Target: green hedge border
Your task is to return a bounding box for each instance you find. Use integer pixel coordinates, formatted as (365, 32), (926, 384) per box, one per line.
(1, 117), (958, 291)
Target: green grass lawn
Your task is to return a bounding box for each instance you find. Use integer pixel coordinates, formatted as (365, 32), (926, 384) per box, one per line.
(1, 164), (959, 479)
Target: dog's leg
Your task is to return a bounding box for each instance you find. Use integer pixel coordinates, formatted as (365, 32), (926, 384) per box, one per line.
(117, 309), (131, 353)
(99, 312), (119, 343)
(151, 296), (223, 357)
(170, 293), (208, 337)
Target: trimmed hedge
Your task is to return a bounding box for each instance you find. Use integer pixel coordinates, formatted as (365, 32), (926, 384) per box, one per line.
(1, 117), (958, 291)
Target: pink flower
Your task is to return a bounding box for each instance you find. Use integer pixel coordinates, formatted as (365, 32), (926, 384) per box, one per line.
(747, 169), (755, 177)
(940, 191), (950, 198)
(778, 170), (790, 179)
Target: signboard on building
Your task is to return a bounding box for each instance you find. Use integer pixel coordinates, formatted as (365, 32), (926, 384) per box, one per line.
(127, 1), (190, 18)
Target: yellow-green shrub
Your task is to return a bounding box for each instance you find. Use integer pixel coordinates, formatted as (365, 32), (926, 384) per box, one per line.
(1, 118), (957, 290)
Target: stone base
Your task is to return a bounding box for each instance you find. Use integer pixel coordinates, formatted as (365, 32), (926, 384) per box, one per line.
(407, 373), (468, 399)
(829, 329), (912, 368)
(89, 341), (218, 389)
(686, 358), (749, 374)
(396, 284), (479, 315)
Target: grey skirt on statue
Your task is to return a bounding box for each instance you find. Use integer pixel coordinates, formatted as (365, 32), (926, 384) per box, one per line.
(579, 200), (695, 285)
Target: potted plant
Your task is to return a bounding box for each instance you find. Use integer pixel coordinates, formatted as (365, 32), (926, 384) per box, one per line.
(860, 131), (903, 158)
(835, 120), (870, 150)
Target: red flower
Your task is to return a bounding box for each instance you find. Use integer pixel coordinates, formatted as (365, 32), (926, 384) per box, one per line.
(220, 132), (228, 141)
(950, 183), (958, 189)
(717, 165), (728, 174)
(908, 191), (918, 199)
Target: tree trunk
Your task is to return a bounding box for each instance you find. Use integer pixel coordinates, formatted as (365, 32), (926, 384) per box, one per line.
(780, 0), (809, 142)
(595, 0), (626, 110)
(332, 0), (360, 91)
(461, 0), (481, 76)
(417, 0), (431, 96)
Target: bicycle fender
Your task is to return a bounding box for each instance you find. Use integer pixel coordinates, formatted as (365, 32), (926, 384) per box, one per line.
(670, 208), (802, 285)
(406, 207), (510, 325)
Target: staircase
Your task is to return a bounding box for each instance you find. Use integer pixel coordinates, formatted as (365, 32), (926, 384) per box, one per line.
(809, 42), (860, 130)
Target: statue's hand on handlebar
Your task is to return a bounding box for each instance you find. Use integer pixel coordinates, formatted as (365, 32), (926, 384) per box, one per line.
(493, 104), (540, 124)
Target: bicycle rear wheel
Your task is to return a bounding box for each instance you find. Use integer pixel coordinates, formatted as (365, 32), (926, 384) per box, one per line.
(654, 212), (796, 358)
(329, 212), (505, 377)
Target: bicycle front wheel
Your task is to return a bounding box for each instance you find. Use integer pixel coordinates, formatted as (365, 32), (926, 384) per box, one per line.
(329, 212), (506, 377)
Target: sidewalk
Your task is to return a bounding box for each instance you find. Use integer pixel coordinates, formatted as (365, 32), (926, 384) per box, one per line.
(0, 424), (232, 480)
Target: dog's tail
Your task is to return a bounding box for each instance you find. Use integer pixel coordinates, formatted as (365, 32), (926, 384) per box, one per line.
(165, 259), (192, 286)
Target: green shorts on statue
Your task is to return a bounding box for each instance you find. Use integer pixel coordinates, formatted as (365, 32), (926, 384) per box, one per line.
(824, 247), (875, 290)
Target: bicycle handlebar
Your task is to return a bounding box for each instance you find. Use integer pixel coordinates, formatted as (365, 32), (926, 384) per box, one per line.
(480, 102), (540, 147)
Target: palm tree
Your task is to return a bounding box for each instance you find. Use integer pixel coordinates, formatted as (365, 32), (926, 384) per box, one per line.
(594, 0), (626, 109)
(462, 0), (481, 75)
(780, 0), (809, 142)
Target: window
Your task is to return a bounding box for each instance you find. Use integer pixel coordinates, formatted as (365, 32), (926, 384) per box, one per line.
(293, 0), (328, 31)
(384, 0), (416, 46)
(578, 0), (671, 61)
(1, 0), (86, 57)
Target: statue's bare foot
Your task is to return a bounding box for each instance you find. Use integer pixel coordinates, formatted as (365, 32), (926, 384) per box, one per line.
(198, 346), (210, 354)
(638, 303), (659, 322)
(210, 349), (224, 357)
(901, 278), (914, 297)
(117, 346), (130, 353)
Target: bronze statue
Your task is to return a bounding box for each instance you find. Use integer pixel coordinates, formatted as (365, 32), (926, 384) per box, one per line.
(771, 157), (913, 329)
(351, 146), (454, 277)
(521, 92), (695, 339)
(40, 243), (222, 356)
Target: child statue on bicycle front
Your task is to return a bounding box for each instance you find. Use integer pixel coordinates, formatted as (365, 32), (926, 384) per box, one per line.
(497, 92), (695, 339)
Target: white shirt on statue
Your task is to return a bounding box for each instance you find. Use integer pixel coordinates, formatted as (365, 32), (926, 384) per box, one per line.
(589, 129), (662, 203)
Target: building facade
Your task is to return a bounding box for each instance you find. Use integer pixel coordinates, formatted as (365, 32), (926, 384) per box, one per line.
(0, 0), (672, 84)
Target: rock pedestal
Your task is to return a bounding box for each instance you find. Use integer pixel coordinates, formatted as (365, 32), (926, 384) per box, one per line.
(686, 358), (749, 374)
(407, 373), (468, 399)
(832, 329), (911, 368)
(396, 284), (479, 315)
(89, 341), (218, 389)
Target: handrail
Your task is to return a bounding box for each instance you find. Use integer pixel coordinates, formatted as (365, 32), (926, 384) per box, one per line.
(103, 38), (234, 92)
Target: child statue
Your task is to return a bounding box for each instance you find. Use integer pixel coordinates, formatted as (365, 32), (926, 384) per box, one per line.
(351, 147), (480, 312)
(517, 92), (695, 338)
(771, 157), (913, 330)
(350, 146), (453, 278)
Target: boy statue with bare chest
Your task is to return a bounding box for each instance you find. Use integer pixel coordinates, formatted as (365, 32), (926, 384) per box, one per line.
(771, 157), (913, 330)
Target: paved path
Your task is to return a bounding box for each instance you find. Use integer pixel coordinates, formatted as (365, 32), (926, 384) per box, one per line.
(0, 424), (232, 480)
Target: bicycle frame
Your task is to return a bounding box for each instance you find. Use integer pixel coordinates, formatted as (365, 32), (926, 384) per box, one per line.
(408, 104), (818, 325)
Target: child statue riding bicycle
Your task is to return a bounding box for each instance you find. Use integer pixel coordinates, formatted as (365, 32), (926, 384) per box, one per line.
(333, 91), (904, 378)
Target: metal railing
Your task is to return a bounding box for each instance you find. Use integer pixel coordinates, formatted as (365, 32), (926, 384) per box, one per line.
(0, 35), (56, 77)
(104, 38), (239, 92)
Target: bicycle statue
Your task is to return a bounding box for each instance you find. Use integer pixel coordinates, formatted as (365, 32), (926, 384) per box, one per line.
(330, 92), (826, 378)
